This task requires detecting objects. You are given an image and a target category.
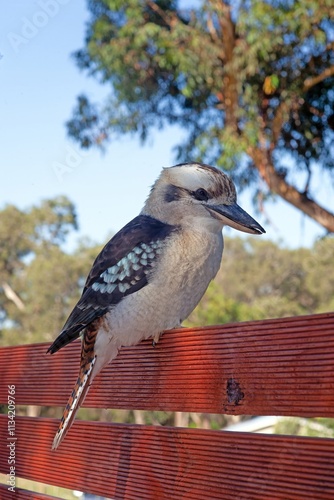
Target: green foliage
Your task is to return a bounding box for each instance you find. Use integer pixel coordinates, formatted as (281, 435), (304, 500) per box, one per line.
(0, 196), (77, 274)
(184, 281), (261, 328)
(187, 236), (334, 327)
(276, 417), (334, 438)
(67, 0), (334, 197)
(0, 198), (98, 346)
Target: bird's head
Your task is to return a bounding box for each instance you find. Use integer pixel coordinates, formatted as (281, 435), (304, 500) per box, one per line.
(142, 162), (265, 235)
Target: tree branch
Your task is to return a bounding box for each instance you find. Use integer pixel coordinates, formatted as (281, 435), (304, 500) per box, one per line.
(303, 65), (334, 91)
(247, 146), (334, 233)
(207, 13), (221, 44)
(2, 282), (25, 311)
(215, 2), (239, 131)
(270, 62), (334, 147)
(146, 0), (177, 28)
(271, 100), (290, 147)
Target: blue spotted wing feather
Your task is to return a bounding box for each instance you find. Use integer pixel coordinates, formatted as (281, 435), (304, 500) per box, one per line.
(47, 215), (176, 354)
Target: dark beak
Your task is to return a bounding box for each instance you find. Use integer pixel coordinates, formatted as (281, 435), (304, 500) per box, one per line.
(207, 202), (266, 235)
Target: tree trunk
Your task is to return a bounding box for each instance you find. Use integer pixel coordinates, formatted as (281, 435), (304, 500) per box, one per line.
(174, 411), (189, 427)
(220, 3), (239, 132)
(133, 410), (145, 425)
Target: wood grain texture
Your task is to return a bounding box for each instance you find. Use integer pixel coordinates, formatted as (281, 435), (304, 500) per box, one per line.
(0, 313), (333, 416)
(0, 416), (334, 500)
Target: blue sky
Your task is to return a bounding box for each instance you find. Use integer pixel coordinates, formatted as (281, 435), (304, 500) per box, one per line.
(0, 0), (332, 250)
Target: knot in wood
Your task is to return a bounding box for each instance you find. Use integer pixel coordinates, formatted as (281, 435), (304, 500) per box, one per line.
(226, 378), (244, 405)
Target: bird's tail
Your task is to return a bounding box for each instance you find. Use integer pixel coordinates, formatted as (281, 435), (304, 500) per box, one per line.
(52, 326), (98, 450)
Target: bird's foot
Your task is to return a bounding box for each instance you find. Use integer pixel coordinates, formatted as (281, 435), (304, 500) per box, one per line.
(152, 331), (163, 348)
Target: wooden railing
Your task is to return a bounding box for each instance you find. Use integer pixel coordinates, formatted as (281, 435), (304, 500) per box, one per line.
(0, 312), (334, 499)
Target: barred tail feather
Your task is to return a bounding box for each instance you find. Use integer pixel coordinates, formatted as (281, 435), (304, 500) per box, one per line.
(52, 355), (96, 450)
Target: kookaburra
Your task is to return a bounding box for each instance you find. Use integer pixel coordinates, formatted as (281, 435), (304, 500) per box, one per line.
(48, 162), (265, 449)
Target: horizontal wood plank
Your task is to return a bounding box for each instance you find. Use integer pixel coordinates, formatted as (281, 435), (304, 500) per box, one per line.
(0, 313), (333, 416)
(0, 416), (333, 500)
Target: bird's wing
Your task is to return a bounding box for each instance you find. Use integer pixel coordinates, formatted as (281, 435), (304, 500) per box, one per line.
(48, 215), (176, 354)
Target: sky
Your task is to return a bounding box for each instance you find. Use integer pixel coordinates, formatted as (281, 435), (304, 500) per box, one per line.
(0, 0), (332, 251)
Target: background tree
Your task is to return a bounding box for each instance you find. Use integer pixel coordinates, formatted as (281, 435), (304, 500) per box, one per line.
(0, 197), (99, 346)
(67, 0), (334, 232)
(187, 236), (334, 327)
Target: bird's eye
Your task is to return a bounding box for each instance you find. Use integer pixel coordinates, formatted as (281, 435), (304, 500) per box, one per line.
(194, 188), (209, 202)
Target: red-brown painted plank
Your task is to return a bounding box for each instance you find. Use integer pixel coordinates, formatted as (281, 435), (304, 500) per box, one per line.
(0, 416), (333, 500)
(0, 313), (334, 416)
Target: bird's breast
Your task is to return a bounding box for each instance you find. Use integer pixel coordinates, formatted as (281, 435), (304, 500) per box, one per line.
(101, 229), (223, 348)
